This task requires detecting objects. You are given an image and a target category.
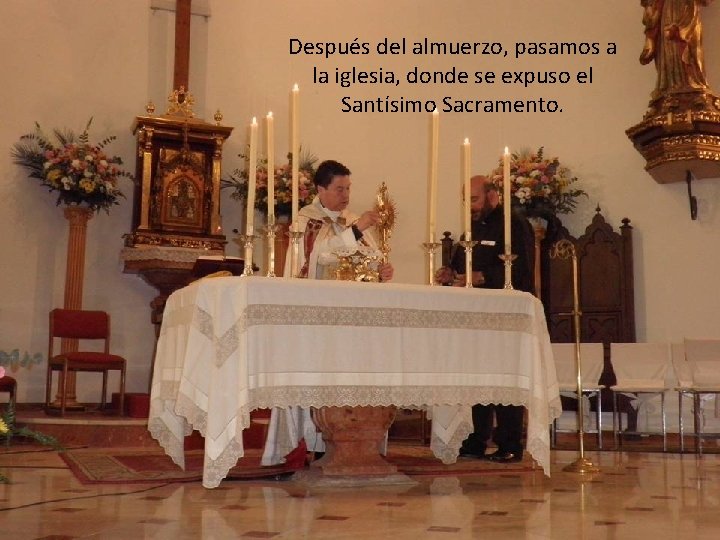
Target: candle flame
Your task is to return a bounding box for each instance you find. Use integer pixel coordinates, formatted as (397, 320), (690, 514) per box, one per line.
(464, 138), (469, 144)
(504, 146), (509, 155)
(293, 83), (299, 91)
(267, 111), (273, 118)
(251, 117), (257, 125)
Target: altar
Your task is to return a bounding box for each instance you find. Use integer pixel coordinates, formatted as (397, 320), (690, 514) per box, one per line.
(148, 277), (560, 488)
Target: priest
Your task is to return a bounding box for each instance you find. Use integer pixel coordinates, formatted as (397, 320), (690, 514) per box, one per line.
(262, 159), (394, 466)
(288, 159), (393, 280)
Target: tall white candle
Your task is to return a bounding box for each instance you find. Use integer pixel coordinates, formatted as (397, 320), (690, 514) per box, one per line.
(428, 110), (439, 243)
(503, 146), (511, 254)
(291, 84), (300, 230)
(266, 112), (275, 224)
(246, 117), (258, 236)
(462, 138), (471, 242)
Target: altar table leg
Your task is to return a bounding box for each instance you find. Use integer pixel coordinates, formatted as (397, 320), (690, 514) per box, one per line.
(311, 406), (398, 476)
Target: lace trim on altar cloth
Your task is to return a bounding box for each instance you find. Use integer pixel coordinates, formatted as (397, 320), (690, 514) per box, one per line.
(244, 304), (533, 333)
(191, 306), (245, 367)
(203, 438), (246, 488)
(249, 385), (531, 409)
(148, 417), (188, 470)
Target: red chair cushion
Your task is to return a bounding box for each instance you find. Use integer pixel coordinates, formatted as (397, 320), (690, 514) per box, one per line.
(50, 351), (125, 367)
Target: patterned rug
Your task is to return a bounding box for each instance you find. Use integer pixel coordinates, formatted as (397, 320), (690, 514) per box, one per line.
(59, 445), (535, 485)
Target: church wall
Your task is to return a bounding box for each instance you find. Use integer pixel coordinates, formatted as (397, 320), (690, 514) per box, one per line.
(0, 0), (718, 402)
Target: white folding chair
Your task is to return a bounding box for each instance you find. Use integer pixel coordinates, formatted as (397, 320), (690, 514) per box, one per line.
(610, 342), (673, 451)
(671, 343), (694, 453)
(683, 339), (720, 454)
(550, 342), (605, 449)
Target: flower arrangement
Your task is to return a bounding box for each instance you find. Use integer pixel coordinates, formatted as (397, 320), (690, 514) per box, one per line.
(490, 147), (586, 217)
(11, 118), (133, 214)
(221, 150), (318, 217)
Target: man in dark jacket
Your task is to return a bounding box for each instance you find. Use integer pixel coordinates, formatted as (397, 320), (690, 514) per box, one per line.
(437, 175), (534, 462)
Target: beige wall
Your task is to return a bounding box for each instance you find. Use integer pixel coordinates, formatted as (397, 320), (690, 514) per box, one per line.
(1, 0), (719, 401)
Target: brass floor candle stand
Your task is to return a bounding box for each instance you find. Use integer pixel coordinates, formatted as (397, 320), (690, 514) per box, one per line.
(240, 234), (256, 276)
(263, 221), (278, 277)
(288, 228), (304, 278)
(499, 251), (517, 290)
(422, 241), (441, 285)
(550, 239), (600, 475)
(458, 240), (477, 288)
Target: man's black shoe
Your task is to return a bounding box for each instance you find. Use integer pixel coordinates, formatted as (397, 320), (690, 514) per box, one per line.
(458, 448), (488, 460)
(487, 450), (522, 463)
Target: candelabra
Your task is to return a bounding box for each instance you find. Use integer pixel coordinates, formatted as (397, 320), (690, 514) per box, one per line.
(263, 219), (279, 278)
(498, 251), (517, 290)
(240, 233), (256, 276)
(458, 239), (478, 288)
(550, 238), (600, 475)
(421, 241), (441, 286)
(288, 228), (304, 278)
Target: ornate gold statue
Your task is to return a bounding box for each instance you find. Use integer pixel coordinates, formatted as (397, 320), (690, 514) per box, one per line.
(627, 0), (720, 187)
(374, 182), (396, 264)
(640, 0), (713, 101)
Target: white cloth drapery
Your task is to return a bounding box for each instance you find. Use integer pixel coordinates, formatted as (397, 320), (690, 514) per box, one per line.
(148, 277), (561, 488)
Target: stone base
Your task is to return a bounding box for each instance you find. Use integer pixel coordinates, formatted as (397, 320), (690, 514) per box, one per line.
(311, 405), (398, 476)
(291, 468), (417, 489)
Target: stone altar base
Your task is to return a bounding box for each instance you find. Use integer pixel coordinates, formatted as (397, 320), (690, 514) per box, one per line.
(311, 405), (398, 476)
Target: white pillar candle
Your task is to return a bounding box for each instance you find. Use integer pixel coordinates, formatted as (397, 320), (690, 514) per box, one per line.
(428, 110), (439, 243)
(266, 112), (275, 224)
(503, 146), (511, 254)
(462, 138), (471, 242)
(291, 84), (300, 230)
(246, 117), (258, 236)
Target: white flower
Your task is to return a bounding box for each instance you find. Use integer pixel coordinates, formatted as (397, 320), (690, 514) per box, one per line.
(529, 169), (541, 178)
(85, 154), (94, 161)
(99, 159), (108, 167)
(61, 177), (73, 189)
(71, 159), (81, 168)
(43, 161), (52, 170)
(516, 186), (531, 203)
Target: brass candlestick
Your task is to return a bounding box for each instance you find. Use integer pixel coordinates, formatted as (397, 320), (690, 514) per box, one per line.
(550, 238), (600, 475)
(421, 241), (441, 286)
(499, 251), (517, 290)
(240, 233), (256, 276)
(263, 218), (278, 278)
(458, 239), (478, 288)
(288, 227), (304, 278)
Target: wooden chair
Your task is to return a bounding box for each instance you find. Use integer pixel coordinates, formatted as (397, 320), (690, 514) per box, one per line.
(0, 374), (17, 407)
(46, 308), (126, 416)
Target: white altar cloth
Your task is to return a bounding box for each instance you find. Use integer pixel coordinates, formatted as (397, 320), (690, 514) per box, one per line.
(148, 277), (561, 488)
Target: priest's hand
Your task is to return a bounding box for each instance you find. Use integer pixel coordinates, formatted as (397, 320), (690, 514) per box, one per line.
(356, 210), (380, 231)
(379, 262), (394, 282)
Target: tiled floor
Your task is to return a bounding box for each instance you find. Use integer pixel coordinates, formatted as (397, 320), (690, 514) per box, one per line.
(2, 446), (720, 539)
